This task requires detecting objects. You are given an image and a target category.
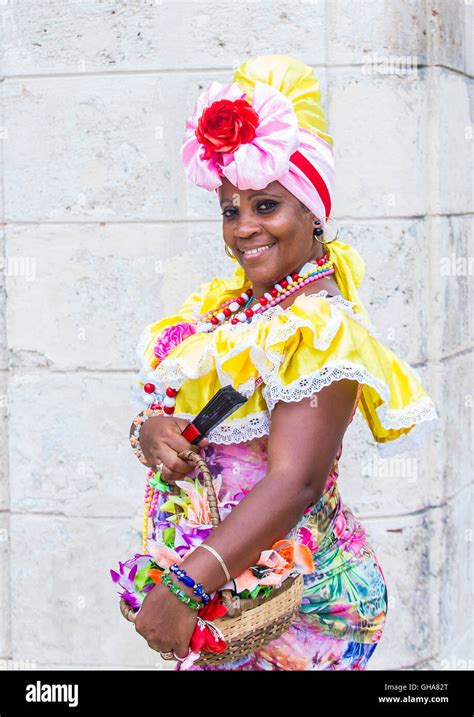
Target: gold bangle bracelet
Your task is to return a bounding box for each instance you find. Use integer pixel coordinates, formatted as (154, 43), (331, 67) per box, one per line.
(197, 544), (231, 583)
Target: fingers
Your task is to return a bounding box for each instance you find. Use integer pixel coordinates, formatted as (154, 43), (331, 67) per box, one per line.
(173, 645), (191, 660)
(139, 417), (209, 483)
(169, 417), (209, 451)
(147, 641), (190, 661)
(158, 442), (198, 483)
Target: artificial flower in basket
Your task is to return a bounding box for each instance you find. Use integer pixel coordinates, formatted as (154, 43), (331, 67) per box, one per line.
(111, 523), (316, 668)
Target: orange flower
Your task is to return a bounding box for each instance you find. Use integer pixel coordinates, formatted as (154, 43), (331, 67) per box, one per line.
(147, 569), (164, 584)
(272, 541), (296, 571)
(271, 538), (315, 574)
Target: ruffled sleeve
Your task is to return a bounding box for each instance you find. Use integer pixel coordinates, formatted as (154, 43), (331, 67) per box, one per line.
(136, 286), (439, 457)
(258, 293), (440, 457)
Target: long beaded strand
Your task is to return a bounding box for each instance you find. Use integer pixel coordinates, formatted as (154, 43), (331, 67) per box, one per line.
(142, 468), (169, 554)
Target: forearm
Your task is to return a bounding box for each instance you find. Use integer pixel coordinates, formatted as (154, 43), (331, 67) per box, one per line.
(176, 471), (316, 597)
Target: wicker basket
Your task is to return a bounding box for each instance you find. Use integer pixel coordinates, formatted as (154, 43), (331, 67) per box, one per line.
(119, 448), (304, 666)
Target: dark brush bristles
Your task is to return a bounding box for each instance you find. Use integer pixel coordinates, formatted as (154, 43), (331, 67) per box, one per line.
(192, 385), (248, 439)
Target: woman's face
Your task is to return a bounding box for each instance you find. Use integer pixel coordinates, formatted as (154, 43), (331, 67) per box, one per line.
(219, 177), (319, 288)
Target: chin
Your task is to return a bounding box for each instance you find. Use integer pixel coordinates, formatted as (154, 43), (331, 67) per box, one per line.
(242, 263), (278, 284)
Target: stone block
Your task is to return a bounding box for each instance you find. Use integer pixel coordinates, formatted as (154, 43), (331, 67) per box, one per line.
(327, 0), (427, 67)
(328, 68), (429, 218)
(8, 372), (147, 518)
(0, 0), (327, 76)
(340, 362), (441, 517)
(341, 217), (432, 364)
(362, 508), (444, 669)
(10, 513), (168, 667)
(437, 485), (474, 664)
(6, 222), (234, 370)
(427, 0), (473, 75)
(0, 511), (11, 659)
(427, 69), (473, 216)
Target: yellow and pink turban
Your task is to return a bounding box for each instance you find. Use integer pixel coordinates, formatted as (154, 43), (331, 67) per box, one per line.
(179, 54), (335, 232)
(179, 54), (371, 318)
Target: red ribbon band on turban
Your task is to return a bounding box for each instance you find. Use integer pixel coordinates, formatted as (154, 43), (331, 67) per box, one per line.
(289, 149), (332, 221)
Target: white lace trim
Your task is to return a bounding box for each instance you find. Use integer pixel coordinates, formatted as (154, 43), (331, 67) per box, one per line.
(374, 415), (440, 457)
(169, 410), (273, 444)
(169, 369), (440, 452)
(131, 291), (440, 453)
(262, 359), (439, 428)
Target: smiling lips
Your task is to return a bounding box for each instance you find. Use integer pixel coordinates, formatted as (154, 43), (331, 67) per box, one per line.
(240, 242), (276, 258)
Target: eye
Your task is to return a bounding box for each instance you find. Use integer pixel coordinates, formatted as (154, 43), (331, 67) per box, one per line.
(221, 207), (236, 219)
(257, 200), (277, 211)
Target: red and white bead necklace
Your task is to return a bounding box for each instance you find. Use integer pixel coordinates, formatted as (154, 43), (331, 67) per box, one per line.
(141, 254), (335, 416)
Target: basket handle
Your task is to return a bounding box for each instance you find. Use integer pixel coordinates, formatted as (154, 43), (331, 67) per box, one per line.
(176, 449), (221, 527)
(175, 449), (240, 610)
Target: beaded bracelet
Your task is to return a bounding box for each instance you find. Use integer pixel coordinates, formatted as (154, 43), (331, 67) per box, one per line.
(169, 563), (211, 605)
(161, 570), (203, 611)
(129, 406), (164, 465)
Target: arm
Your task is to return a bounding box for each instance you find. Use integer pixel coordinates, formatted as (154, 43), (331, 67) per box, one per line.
(174, 378), (360, 598)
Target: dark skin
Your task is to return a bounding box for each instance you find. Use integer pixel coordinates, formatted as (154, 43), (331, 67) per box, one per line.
(133, 179), (358, 659)
(218, 176), (341, 303)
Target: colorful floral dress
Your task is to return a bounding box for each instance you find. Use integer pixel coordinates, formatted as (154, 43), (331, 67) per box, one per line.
(112, 261), (439, 671)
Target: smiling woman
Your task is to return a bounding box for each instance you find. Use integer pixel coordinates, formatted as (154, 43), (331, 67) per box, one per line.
(112, 54), (439, 671)
(219, 178), (342, 305)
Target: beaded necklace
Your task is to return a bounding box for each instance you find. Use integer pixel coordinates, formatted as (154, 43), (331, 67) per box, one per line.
(140, 253), (335, 552)
(142, 253), (335, 415)
(197, 253), (333, 332)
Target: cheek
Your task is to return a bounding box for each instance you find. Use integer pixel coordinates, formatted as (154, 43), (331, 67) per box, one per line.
(267, 210), (303, 236)
(222, 222), (235, 244)
(268, 215), (309, 247)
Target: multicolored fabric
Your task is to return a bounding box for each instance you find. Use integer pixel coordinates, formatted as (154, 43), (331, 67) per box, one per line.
(173, 429), (388, 671)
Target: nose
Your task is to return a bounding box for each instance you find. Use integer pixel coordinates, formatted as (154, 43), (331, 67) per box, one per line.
(233, 206), (263, 239)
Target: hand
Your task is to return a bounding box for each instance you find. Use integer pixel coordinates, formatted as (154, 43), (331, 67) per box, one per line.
(134, 580), (199, 659)
(138, 414), (209, 484)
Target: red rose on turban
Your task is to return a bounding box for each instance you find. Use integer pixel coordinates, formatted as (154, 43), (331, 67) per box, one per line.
(195, 98), (259, 161)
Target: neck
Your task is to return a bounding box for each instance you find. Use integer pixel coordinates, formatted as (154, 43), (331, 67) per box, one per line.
(249, 242), (326, 301)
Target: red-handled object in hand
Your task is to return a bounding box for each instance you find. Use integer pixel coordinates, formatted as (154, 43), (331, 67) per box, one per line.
(180, 385), (248, 445)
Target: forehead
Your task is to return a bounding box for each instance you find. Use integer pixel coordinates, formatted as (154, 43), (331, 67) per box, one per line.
(219, 178), (287, 201)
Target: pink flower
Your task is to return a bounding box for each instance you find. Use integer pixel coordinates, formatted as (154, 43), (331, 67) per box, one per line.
(232, 538), (315, 594)
(294, 526), (318, 553)
(179, 80), (300, 191)
(333, 510), (366, 557)
(153, 322), (196, 363)
(334, 511), (347, 540)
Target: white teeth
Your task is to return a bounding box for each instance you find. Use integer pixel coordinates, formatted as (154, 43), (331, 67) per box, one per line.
(242, 243), (275, 256)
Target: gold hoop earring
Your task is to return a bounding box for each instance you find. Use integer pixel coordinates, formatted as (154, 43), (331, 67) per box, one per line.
(313, 217), (339, 245)
(224, 244), (237, 261)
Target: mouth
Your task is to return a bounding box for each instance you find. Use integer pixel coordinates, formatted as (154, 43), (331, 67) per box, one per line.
(239, 242), (276, 260)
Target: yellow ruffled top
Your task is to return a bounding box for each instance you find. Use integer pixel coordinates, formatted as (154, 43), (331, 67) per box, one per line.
(132, 242), (440, 457)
